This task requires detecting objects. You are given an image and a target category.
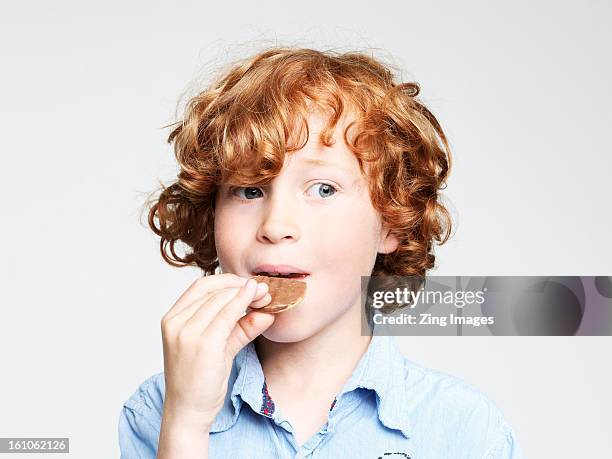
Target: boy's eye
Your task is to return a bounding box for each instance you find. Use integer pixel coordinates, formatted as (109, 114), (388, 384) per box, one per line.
(307, 182), (338, 198)
(233, 186), (263, 200)
(230, 183), (338, 200)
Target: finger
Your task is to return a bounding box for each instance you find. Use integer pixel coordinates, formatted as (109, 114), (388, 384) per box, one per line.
(165, 273), (249, 319)
(246, 292), (272, 311)
(172, 282), (268, 328)
(181, 287), (242, 335)
(183, 279), (265, 335)
(226, 310), (275, 359)
(164, 290), (216, 323)
(165, 281), (263, 323)
(205, 278), (262, 340)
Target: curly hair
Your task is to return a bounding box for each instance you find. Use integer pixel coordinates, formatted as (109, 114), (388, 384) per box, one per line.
(144, 46), (453, 293)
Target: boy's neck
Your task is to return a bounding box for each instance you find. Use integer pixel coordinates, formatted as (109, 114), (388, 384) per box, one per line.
(254, 305), (373, 394)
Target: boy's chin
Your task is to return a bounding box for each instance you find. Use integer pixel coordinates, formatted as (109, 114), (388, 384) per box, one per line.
(259, 317), (321, 343)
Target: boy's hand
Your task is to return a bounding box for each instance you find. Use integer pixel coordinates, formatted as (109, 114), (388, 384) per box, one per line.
(160, 273), (274, 432)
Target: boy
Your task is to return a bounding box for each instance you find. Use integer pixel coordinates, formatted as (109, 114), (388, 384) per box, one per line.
(119, 47), (524, 458)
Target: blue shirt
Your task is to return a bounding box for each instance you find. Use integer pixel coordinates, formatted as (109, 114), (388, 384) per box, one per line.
(119, 334), (525, 458)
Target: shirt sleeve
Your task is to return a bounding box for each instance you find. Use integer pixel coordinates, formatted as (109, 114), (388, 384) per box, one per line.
(458, 389), (525, 459)
(484, 427), (525, 459)
(118, 373), (165, 459)
(118, 405), (160, 459)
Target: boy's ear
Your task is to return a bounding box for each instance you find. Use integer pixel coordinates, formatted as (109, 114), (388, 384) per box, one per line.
(378, 227), (399, 254)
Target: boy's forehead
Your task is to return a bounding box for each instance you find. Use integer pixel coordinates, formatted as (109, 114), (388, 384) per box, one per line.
(221, 104), (372, 185)
(286, 109), (361, 169)
(282, 146), (371, 193)
(283, 134), (360, 177)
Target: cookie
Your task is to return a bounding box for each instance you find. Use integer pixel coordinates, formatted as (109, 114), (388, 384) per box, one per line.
(251, 275), (307, 313)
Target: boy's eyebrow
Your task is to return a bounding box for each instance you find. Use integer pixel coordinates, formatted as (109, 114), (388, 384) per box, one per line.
(298, 157), (352, 173)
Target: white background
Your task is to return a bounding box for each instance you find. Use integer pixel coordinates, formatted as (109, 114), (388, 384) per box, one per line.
(1, 1), (611, 457)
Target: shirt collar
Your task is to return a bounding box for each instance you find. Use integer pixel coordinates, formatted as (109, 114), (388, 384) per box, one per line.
(210, 333), (410, 439)
(335, 333), (411, 438)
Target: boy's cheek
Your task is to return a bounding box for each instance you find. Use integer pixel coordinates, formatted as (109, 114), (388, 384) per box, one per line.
(316, 237), (377, 280)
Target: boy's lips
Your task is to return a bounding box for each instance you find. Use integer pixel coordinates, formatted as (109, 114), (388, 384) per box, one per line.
(251, 264), (310, 279)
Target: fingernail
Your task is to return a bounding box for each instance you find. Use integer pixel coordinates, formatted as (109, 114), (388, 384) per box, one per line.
(245, 278), (256, 290)
(256, 282), (268, 294)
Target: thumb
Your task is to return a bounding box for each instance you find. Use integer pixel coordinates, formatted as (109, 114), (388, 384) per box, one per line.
(226, 310), (275, 358)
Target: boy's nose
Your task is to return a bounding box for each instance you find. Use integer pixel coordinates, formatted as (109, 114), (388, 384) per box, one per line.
(257, 217), (300, 244)
(256, 198), (301, 244)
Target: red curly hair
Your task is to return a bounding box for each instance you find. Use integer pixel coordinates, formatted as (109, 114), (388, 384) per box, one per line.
(144, 46), (453, 290)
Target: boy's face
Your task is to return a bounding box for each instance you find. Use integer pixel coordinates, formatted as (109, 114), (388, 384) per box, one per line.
(214, 110), (398, 342)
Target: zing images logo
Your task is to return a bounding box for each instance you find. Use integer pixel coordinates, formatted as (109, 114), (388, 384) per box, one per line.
(377, 453), (411, 458)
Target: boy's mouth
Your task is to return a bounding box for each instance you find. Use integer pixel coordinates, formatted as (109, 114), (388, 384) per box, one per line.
(251, 264), (310, 280)
(252, 272), (309, 280)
